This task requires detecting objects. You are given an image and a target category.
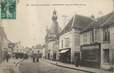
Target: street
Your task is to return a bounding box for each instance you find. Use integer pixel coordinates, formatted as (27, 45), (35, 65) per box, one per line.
(18, 59), (87, 73)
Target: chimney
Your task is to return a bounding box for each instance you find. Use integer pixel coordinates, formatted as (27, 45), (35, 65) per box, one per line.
(91, 14), (95, 19)
(91, 14), (98, 22)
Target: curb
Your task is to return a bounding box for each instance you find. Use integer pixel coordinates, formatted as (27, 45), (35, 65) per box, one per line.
(51, 63), (95, 73)
(48, 62), (95, 73)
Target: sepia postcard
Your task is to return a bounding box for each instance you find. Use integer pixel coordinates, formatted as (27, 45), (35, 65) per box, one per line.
(0, 0), (114, 73)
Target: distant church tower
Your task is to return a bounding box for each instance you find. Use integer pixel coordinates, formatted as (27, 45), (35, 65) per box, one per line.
(45, 9), (60, 42)
(50, 9), (60, 39)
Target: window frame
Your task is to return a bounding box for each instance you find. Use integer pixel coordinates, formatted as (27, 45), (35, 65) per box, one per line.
(103, 27), (110, 43)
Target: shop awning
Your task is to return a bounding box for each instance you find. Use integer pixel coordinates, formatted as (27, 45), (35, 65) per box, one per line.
(59, 49), (69, 53)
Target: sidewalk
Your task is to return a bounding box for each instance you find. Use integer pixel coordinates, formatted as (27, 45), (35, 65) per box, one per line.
(43, 59), (113, 73)
(0, 58), (22, 73)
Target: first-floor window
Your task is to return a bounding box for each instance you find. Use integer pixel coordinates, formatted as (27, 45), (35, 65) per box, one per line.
(65, 38), (70, 48)
(103, 27), (110, 42)
(103, 49), (110, 63)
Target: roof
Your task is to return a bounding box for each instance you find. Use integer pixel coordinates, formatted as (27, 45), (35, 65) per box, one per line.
(81, 12), (114, 33)
(60, 14), (93, 35)
(60, 17), (73, 35)
(100, 12), (114, 27)
(72, 15), (93, 29)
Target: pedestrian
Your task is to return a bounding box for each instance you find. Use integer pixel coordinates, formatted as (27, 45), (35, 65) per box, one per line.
(74, 53), (80, 67)
(6, 52), (10, 62)
(32, 51), (36, 63)
(36, 51), (39, 62)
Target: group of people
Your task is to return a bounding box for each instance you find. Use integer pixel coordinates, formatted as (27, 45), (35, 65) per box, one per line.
(3, 50), (40, 63)
(31, 51), (40, 62)
(4, 51), (10, 62)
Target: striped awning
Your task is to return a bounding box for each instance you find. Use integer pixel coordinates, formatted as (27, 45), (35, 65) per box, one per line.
(59, 49), (69, 53)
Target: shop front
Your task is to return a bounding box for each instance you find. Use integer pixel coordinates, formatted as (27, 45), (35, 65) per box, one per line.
(59, 48), (71, 63)
(80, 43), (101, 68)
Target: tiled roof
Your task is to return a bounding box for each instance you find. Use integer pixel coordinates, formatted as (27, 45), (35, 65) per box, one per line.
(81, 12), (114, 33)
(72, 15), (93, 29)
(60, 14), (93, 35)
(60, 17), (73, 35)
(100, 12), (114, 27)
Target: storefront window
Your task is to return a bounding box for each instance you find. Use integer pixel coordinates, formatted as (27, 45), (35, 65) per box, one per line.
(82, 49), (98, 62)
(81, 44), (101, 68)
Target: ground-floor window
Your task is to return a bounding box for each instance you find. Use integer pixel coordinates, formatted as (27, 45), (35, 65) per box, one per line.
(103, 49), (110, 63)
(59, 48), (71, 63)
(80, 43), (101, 68)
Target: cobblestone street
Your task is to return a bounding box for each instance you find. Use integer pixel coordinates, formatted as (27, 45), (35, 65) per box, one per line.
(19, 59), (87, 73)
(0, 0), (114, 73)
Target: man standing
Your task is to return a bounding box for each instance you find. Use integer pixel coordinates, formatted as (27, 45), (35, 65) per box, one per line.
(36, 51), (39, 62)
(74, 53), (80, 67)
(32, 51), (36, 63)
(4, 51), (10, 62)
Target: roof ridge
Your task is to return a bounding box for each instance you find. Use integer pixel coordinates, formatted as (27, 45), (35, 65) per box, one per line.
(71, 15), (76, 28)
(75, 14), (92, 19)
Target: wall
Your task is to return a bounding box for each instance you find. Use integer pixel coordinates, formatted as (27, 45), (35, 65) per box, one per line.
(100, 26), (114, 69)
(42, 47), (48, 58)
(48, 40), (59, 60)
(59, 28), (80, 63)
(71, 29), (80, 63)
(0, 37), (9, 63)
(59, 31), (72, 49)
(80, 31), (91, 45)
(110, 26), (114, 66)
(80, 28), (102, 46)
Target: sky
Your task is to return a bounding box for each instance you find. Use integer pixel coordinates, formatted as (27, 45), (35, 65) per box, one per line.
(1, 0), (114, 47)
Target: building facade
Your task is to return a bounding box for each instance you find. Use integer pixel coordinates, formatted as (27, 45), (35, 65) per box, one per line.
(0, 24), (10, 63)
(59, 14), (93, 63)
(80, 12), (114, 69)
(44, 10), (114, 70)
